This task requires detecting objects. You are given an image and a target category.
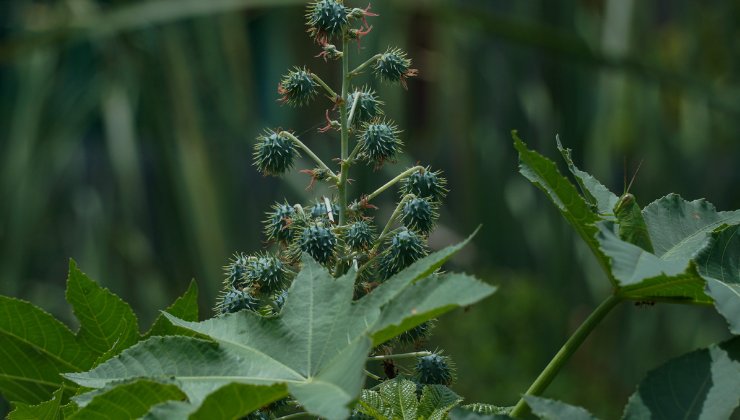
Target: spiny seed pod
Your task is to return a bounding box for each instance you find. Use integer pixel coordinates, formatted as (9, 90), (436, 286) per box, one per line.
(246, 254), (289, 295)
(397, 320), (436, 345)
(401, 167), (448, 202)
(346, 87), (383, 127)
(264, 201), (296, 242)
(272, 290), (288, 313)
(373, 47), (418, 88)
(278, 67), (318, 107)
(223, 252), (250, 288)
(300, 223), (337, 264)
(380, 228), (427, 279)
(401, 197), (438, 234)
(306, 0), (348, 42)
(253, 130), (298, 176)
(415, 353), (455, 386)
(359, 118), (402, 168)
(218, 288), (260, 315)
(345, 220), (375, 251)
(310, 199), (340, 221)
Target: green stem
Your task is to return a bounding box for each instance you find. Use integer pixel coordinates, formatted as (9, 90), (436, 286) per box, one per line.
(365, 165), (424, 202)
(337, 35), (350, 226)
(280, 131), (338, 181)
(310, 72), (339, 100)
(509, 294), (622, 418)
(368, 350), (431, 361)
(274, 413), (307, 420)
(349, 53), (382, 76)
(364, 369), (382, 381)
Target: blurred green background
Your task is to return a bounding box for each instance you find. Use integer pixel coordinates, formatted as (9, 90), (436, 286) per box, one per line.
(1, 0), (739, 418)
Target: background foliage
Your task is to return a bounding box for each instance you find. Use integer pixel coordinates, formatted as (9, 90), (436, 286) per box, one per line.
(1, 0), (738, 418)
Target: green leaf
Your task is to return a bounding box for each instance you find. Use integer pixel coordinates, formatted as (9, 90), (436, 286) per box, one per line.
(66, 240), (493, 420)
(642, 194), (740, 258)
(371, 272), (496, 345)
(555, 135), (618, 215)
(622, 336), (740, 420)
(597, 194), (740, 306)
(67, 380), (186, 420)
(143, 383), (286, 420)
(357, 378), (419, 420)
(697, 224), (740, 334)
(145, 279), (199, 338)
(66, 260), (139, 359)
(0, 297), (94, 403)
(8, 387), (63, 420)
(65, 257), (370, 420)
(418, 385), (463, 420)
(449, 407), (513, 419)
(523, 396), (598, 420)
(381, 378), (418, 420)
(596, 222), (710, 302)
(513, 132), (613, 284)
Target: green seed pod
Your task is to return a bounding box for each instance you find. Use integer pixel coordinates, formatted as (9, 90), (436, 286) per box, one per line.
(346, 87), (383, 127)
(345, 220), (375, 251)
(278, 67), (318, 107)
(415, 353), (455, 386)
(379, 228), (427, 279)
(359, 118), (402, 168)
(223, 252), (250, 288)
(264, 201), (296, 242)
(306, 0), (348, 42)
(401, 166), (448, 202)
(272, 290), (288, 313)
(397, 320), (436, 345)
(246, 253), (289, 295)
(300, 223), (337, 264)
(401, 197), (438, 234)
(373, 47), (418, 87)
(253, 130), (298, 176)
(218, 288), (260, 315)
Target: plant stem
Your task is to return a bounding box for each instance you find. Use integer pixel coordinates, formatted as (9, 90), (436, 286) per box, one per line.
(310, 72), (339, 100)
(509, 294), (622, 418)
(368, 350), (431, 361)
(280, 131), (338, 181)
(349, 53), (382, 76)
(274, 413), (307, 420)
(364, 369), (382, 381)
(365, 165), (424, 202)
(337, 35), (350, 226)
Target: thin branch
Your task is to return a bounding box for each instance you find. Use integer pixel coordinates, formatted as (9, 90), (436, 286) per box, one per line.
(368, 351), (432, 361)
(365, 165), (425, 202)
(280, 131), (338, 181)
(349, 53), (382, 76)
(310, 72), (340, 100)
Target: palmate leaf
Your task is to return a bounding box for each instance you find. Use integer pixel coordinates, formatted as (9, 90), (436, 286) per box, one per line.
(697, 224), (740, 334)
(357, 378), (463, 420)
(67, 380), (186, 420)
(0, 259), (199, 416)
(596, 195), (740, 310)
(513, 132), (614, 285)
(65, 242), (495, 419)
(623, 336), (740, 419)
